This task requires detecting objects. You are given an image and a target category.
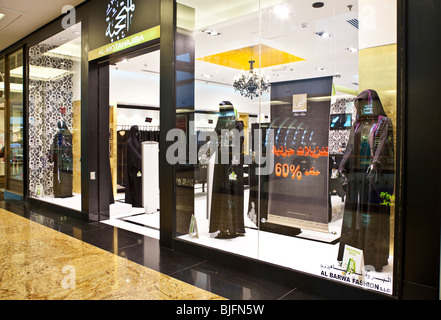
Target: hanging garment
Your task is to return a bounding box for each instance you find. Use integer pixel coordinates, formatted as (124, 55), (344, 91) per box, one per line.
(50, 121), (73, 198)
(209, 102), (246, 239)
(337, 90), (394, 270)
(117, 130), (129, 186)
(125, 125), (143, 207)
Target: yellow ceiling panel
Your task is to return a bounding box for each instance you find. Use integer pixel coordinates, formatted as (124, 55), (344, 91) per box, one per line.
(197, 44), (305, 70)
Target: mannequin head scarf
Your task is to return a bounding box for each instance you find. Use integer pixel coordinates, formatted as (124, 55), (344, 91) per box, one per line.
(354, 89), (388, 156)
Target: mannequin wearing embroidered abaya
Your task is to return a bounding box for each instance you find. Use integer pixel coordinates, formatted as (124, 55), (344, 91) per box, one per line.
(209, 101), (246, 239)
(50, 120), (73, 198)
(337, 90), (394, 270)
(125, 125), (143, 207)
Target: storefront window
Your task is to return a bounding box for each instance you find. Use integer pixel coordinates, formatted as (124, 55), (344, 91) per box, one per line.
(7, 49), (24, 194)
(28, 23), (82, 210)
(175, 0), (397, 295)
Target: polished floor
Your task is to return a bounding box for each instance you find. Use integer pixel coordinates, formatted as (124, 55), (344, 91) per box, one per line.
(0, 200), (326, 300)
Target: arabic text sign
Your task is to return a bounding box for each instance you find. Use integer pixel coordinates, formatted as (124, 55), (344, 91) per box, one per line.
(88, 26), (160, 61)
(106, 0), (136, 42)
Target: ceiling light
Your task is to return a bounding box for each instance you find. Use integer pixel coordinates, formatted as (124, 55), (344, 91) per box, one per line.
(202, 29), (221, 36)
(347, 47), (359, 53)
(122, 59), (128, 63)
(60, 38), (69, 42)
(271, 5), (290, 19)
(316, 32), (331, 38)
(11, 66), (73, 81)
(316, 67), (325, 71)
(233, 60), (270, 100)
(0, 13), (5, 21)
(272, 66), (286, 72)
(312, 2), (325, 8)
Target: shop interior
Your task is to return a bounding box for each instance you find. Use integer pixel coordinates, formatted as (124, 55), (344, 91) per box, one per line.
(171, 0), (397, 295)
(104, 50), (162, 238)
(27, 1), (397, 295)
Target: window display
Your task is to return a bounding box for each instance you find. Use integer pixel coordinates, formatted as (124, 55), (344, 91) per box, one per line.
(176, 0), (397, 295)
(28, 23), (82, 210)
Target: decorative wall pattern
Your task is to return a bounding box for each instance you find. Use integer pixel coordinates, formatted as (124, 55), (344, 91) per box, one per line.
(328, 97), (357, 154)
(28, 44), (74, 198)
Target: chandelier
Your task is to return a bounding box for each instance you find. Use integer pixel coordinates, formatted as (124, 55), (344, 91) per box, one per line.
(233, 60), (270, 100)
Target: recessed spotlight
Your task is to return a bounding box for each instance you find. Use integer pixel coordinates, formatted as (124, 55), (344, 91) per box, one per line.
(316, 67), (325, 72)
(73, 31), (81, 35)
(347, 47), (359, 53)
(0, 13), (5, 21)
(202, 29), (221, 36)
(313, 2), (325, 8)
(122, 59), (128, 63)
(316, 31), (331, 38)
(60, 38), (69, 41)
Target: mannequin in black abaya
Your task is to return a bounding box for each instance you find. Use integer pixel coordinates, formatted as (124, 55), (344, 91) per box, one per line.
(50, 120), (73, 198)
(125, 125), (143, 208)
(209, 101), (246, 239)
(337, 89), (394, 270)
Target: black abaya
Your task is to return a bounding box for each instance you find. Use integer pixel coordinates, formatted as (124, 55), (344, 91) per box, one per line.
(125, 125), (143, 208)
(209, 102), (246, 239)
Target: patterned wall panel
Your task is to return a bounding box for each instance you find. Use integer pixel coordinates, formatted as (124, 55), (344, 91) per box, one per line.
(28, 44), (74, 198)
(328, 97), (357, 154)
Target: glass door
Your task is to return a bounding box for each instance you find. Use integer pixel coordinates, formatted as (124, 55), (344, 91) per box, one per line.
(6, 49), (24, 196)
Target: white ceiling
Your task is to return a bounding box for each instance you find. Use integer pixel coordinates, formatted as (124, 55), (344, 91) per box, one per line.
(184, 0), (361, 92)
(0, 0), (85, 52)
(117, 0), (362, 96)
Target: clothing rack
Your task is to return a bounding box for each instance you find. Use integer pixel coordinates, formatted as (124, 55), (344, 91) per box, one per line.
(195, 126), (216, 132)
(117, 125), (160, 131)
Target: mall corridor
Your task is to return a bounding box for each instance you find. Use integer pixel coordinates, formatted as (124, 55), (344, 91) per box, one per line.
(0, 201), (325, 300)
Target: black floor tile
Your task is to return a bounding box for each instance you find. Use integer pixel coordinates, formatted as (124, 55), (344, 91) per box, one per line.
(170, 260), (294, 300)
(78, 224), (145, 253)
(279, 288), (327, 300)
(117, 239), (207, 276)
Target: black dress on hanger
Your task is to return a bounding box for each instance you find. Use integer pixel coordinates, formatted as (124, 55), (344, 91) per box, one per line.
(125, 125), (143, 207)
(337, 90), (394, 270)
(209, 101), (246, 239)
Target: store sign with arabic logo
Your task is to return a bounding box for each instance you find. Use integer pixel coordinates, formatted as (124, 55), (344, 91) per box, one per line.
(106, 0), (136, 43)
(89, 0), (160, 61)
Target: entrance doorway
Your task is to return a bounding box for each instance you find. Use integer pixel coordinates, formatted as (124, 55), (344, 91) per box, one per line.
(103, 49), (161, 239)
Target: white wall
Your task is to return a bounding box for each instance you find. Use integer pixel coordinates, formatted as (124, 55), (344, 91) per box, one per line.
(110, 68), (271, 123)
(110, 69), (160, 107)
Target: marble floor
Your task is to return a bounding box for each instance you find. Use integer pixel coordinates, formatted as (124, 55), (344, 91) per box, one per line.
(0, 200), (327, 301)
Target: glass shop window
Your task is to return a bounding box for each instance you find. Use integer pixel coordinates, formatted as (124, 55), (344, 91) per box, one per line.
(7, 49), (24, 195)
(28, 23), (82, 210)
(0, 58), (5, 194)
(175, 0), (398, 296)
